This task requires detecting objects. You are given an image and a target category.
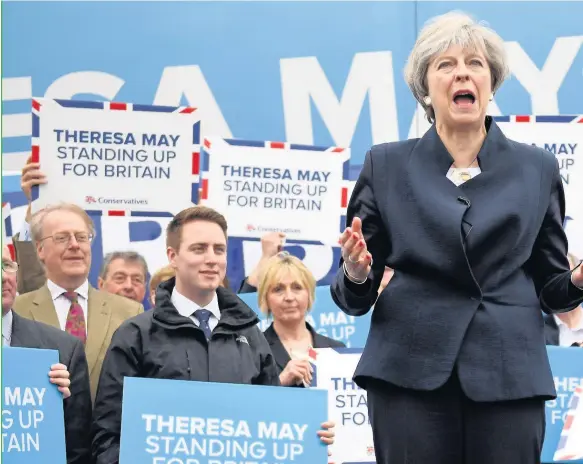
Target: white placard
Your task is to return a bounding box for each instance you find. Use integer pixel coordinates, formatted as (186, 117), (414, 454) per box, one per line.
(496, 117), (583, 258)
(200, 137), (351, 244)
(554, 386), (583, 461)
(313, 348), (375, 464)
(32, 98), (202, 216)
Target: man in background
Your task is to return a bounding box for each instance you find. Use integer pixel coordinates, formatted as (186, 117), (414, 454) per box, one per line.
(92, 206), (334, 463)
(3, 244), (92, 463)
(97, 251), (149, 303)
(13, 203), (143, 400)
(14, 156), (149, 303)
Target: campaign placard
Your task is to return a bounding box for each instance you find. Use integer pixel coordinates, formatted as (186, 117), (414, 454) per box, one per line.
(238, 285), (371, 348)
(31, 98), (202, 216)
(2, 201), (15, 259)
(1, 347), (66, 464)
(119, 377), (329, 464)
(312, 348), (375, 464)
(313, 346), (583, 464)
(543, 346), (583, 463)
(494, 116), (583, 258)
(199, 137), (351, 244)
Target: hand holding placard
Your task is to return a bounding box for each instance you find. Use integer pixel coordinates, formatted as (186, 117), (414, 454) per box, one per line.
(1, 347), (66, 463)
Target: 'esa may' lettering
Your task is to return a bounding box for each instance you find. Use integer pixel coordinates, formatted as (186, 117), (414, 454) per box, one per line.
(53, 129), (180, 147)
(221, 165), (331, 182)
(4, 387), (46, 407)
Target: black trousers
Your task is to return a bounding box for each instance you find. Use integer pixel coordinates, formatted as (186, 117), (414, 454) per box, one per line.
(367, 371), (546, 464)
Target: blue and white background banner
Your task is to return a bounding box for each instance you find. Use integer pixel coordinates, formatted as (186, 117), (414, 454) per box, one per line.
(3, 1), (583, 303)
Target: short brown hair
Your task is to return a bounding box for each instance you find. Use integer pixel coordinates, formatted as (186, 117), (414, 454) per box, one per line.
(166, 206), (228, 250)
(31, 203), (95, 245)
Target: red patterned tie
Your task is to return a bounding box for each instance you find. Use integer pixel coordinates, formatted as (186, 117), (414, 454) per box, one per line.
(63, 291), (87, 344)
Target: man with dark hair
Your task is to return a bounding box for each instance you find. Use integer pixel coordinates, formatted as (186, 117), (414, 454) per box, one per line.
(98, 251), (149, 303)
(92, 206), (334, 463)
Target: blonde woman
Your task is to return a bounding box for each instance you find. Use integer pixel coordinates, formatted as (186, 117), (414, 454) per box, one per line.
(258, 252), (345, 387)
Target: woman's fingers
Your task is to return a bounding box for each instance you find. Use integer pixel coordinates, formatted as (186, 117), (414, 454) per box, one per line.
(351, 217), (363, 238)
(343, 232), (361, 257)
(338, 227), (352, 247)
(348, 238), (368, 262)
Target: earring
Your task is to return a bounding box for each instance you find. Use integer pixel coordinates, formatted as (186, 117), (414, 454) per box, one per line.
(423, 96), (431, 106)
(489, 94), (494, 102)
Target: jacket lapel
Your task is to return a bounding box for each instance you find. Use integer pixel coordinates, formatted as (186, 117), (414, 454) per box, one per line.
(29, 285), (61, 328)
(264, 324), (292, 371)
(403, 118), (511, 289)
(85, 287), (112, 376)
(10, 313), (42, 349)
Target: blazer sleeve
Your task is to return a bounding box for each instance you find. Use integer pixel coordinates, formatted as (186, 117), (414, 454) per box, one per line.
(91, 323), (142, 464)
(62, 339), (93, 464)
(330, 148), (391, 316)
(13, 233), (46, 295)
(527, 158), (583, 313)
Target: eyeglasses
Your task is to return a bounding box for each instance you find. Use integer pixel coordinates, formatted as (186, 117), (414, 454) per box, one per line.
(40, 232), (94, 245)
(276, 251), (291, 258)
(2, 260), (18, 274)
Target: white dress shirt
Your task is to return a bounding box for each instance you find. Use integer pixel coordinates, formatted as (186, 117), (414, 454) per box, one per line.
(2, 310), (13, 346)
(46, 279), (89, 332)
(554, 313), (583, 347)
(170, 287), (221, 332)
(446, 166), (482, 186)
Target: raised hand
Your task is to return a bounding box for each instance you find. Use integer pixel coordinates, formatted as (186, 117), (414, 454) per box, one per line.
(21, 155), (47, 202)
(338, 217), (372, 283)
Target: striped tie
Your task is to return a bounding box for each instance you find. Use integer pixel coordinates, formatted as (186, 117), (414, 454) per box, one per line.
(63, 291), (87, 344)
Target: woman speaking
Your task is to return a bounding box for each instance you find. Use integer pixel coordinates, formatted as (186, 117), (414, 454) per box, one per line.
(332, 11), (583, 464)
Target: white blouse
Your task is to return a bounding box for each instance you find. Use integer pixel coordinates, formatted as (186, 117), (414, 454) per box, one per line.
(446, 166), (482, 186)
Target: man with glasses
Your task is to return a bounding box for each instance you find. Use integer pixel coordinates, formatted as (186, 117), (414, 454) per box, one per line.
(13, 203), (143, 401)
(14, 157), (149, 304)
(2, 244), (92, 463)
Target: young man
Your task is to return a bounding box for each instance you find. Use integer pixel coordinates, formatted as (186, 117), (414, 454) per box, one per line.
(2, 245), (92, 463)
(91, 206), (334, 463)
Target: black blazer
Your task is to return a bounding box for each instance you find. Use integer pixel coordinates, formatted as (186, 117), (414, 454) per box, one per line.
(543, 315), (560, 346)
(331, 117), (583, 402)
(263, 322), (345, 380)
(10, 312), (92, 464)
